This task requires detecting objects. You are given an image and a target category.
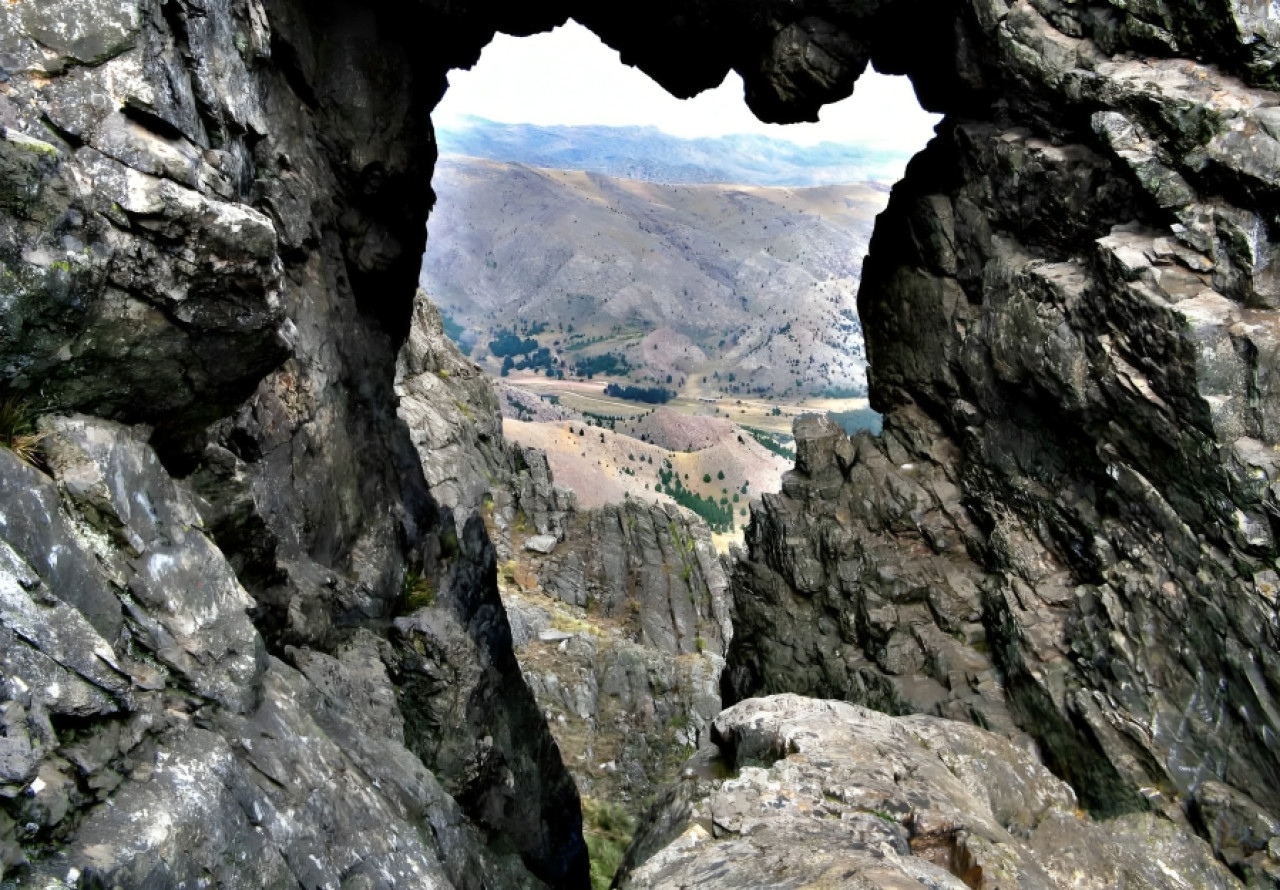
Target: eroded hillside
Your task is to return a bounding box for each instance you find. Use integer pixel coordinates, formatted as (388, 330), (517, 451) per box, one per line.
(420, 157), (882, 397)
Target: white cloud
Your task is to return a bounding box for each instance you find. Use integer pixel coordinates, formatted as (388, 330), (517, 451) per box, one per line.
(434, 21), (940, 153)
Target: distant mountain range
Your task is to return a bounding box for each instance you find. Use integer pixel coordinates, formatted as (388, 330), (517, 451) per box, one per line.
(434, 116), (923, 186)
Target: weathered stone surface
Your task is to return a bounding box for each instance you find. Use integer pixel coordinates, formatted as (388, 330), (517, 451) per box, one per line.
(505, 587), (725, 805)
(397, 293), (510, 518)
(397, 290), (735, 853)
(537, 499), (732, 659)
(42, 415), (266, 714)
(2, 0), (598, 878)
(397, 288), (577, 555)
(722, 0), (1280, 880)
(727, 413), (1022, 733)
(391, 515), (589, 889)
(525, 534), (559, 554)
(617, 695), (1241, 889)
(0, 416), (561, 889)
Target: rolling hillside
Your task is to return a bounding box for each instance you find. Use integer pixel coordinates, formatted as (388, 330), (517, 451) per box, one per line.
(420, 156), (885, 399)
(503, 410), (790, 549)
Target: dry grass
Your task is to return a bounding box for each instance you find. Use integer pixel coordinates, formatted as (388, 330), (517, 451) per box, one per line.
(0, 396), (45, 468)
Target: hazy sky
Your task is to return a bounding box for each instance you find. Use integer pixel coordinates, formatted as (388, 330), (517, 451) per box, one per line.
(435, 22), (941, 152)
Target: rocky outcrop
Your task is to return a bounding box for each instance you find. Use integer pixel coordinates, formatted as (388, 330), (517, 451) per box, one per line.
(0, 0), (591, 884)
(537, 500), (732, 659)
(396, 289), (734, 871)
(615, 694), (1242, 889)
(726, 413), (1023, 731)
(395, 288), (578, 557)
(0, 417), (545, 888)
(499, 382), (588, 425)
(397, 293), (512, 517)
(498, 500), (731, 885)
(504, 590), (724, 805)
(719, 0), (1280, 882)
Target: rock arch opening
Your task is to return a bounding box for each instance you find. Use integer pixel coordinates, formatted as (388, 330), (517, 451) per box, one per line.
(418, 19), (938, 504)
(409, 20), (940, 883)
(0, 0), (1278, 885)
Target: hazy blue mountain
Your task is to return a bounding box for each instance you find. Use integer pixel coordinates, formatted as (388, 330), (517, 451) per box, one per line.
(435, 116), (923, 186)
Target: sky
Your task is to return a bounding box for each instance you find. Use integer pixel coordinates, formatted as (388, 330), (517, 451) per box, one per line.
(434, 22), (941, 153)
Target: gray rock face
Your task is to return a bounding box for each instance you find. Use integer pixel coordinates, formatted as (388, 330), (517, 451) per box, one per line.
(503, 590), (725, 807)
(617, 694), (1242, 889)
(539, 500), (732, 659)
(492, 497), (735, 885)
(720, 0), (1280, 881)
(0, 0), (592, 883)
(42, 416), (266, 715)
(397, 293), (511, 518)
(0, 417), (544, 889)
(397, 293), (735, 828)
(727, 413), (1022, 731)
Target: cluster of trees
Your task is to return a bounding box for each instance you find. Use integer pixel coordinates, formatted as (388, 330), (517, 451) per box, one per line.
(745, 427), (795, 461)
(604, 383), (672, 404)
(500, 347), (558, 376)
(488, 329), (542, 358)
(655, 468), (734, 533)
(820, 384), (868, 398)
(582, 411), (620, 431)
(574, 352), (630, 378)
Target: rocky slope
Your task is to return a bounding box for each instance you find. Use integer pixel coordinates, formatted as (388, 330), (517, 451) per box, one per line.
(0, 0), (590, 886)
(397, 291), (737, 883)
(498, 497), (731, 802)
(717, 0), (1280, 880)
(0, 416), (551, 889)
(501, 413), (788, 519)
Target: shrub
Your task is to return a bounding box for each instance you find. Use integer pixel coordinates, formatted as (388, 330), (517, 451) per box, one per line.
(603, 382), (671, 404)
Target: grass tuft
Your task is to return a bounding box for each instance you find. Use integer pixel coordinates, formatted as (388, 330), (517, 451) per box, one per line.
(0, 396), (45, 468)
(402, 566), (436, 611)
(582, 797), (635, 890)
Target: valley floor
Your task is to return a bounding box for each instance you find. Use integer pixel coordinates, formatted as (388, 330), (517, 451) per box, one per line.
(498, 373), (872, 550)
